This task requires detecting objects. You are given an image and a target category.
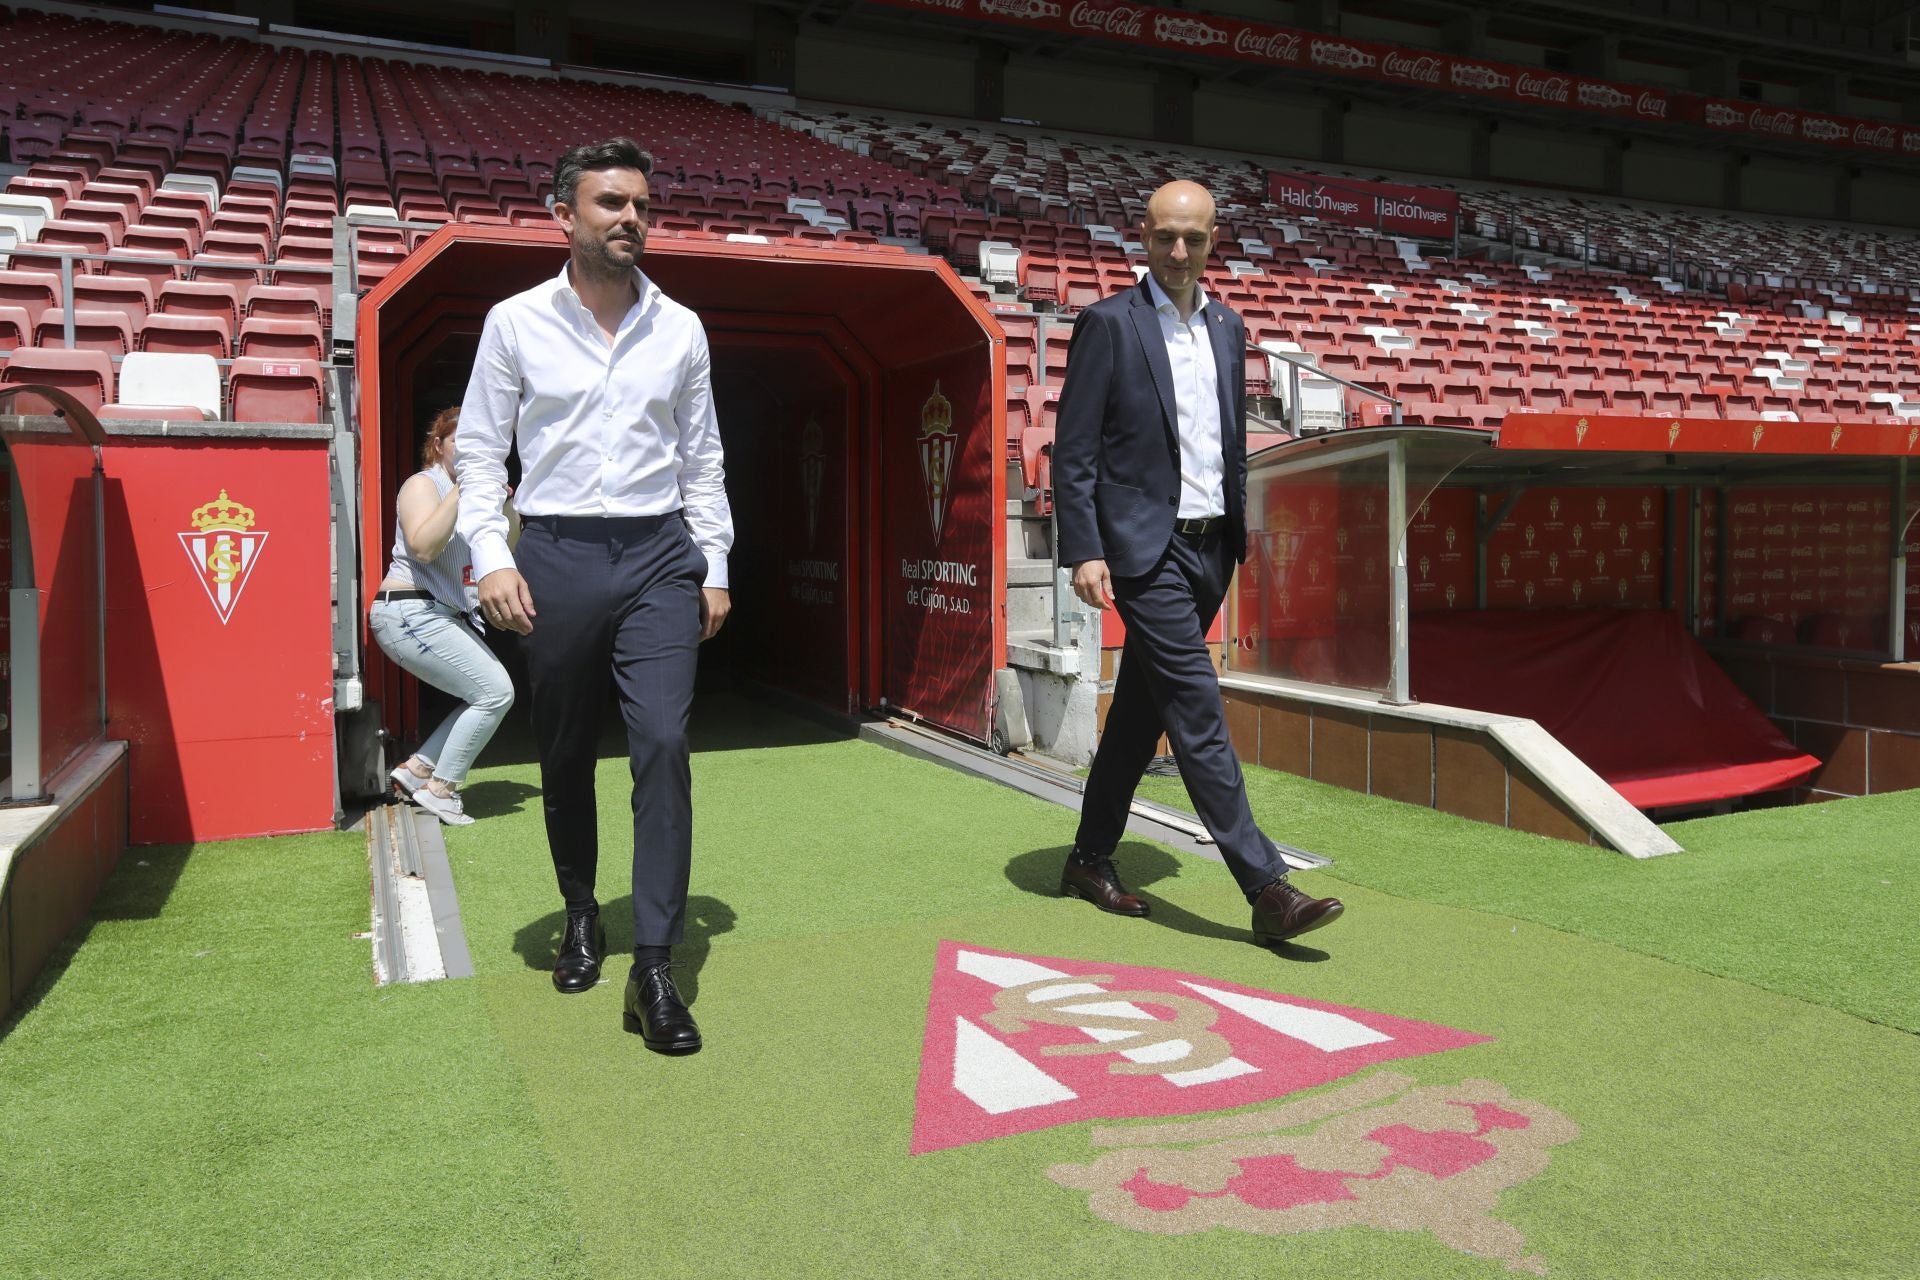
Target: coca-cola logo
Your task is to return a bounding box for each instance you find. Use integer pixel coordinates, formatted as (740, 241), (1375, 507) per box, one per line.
(1382, 52), (1442, 84)
(1069, 1), (1144, 36)
(1233, 28), (1300, 62)
(1515, 73), (1570, 104)
(1451, 63), (1510, 92)
(1310, 40), (1376, 72)
(1577, 83), (1629, 110)
(1854, 125), (1897, 148)
(1749, 108), (1796, 136)
(1153, 13), (1227, 46)
(1634, 92), (1667, 119)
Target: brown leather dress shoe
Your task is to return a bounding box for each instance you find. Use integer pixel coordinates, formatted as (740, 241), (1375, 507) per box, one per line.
(1060, 853), (1149, 917)
(1250, 878), (1344, 944)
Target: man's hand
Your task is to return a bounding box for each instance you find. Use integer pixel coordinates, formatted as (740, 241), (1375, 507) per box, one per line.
(478, 568), (536, 634)
(1071, 559), (1115, 611)
(699, 587), (731, 641)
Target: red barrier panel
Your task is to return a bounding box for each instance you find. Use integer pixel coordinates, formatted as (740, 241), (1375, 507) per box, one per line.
(104, 433), (335, 842)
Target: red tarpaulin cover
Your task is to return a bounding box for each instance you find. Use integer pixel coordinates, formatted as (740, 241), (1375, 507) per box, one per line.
(1411, 609), (1820, 809)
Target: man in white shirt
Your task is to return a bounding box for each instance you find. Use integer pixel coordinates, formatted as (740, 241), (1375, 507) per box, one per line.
(457, 137), (733, 1054)
(1050, 180), (1343, 948)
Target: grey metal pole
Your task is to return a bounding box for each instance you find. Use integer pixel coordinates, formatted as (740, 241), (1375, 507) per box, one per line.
(1387, 438), (1410, 705)
(61, 255), (75, 349)
(94, 446), (106, 733)
(1890, 458), (1908, 662)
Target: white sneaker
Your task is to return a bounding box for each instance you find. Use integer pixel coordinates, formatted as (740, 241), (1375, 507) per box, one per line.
(390, 764), (430, 796)
(411, 784), (475, 826)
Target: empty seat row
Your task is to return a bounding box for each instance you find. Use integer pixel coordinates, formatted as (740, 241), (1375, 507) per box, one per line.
(0, 348), (326, 423)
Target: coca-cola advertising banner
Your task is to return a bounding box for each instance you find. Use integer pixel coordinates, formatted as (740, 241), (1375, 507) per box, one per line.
(1266, 171), (1458, 237)
(869, 0), (1920, 160)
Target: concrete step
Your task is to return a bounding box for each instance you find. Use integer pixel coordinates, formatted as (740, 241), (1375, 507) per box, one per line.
(1006, 557), (1054, 587)
(1007, 630), (1078, 676)
(1005, 582), (1056, 634)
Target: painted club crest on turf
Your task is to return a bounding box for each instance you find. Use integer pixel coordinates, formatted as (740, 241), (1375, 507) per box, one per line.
(918, 383), (957, 544)
(1049, 1070), (1578, 1275)
(912, 942), (1489, 1155)
(179, 489), (268, 624)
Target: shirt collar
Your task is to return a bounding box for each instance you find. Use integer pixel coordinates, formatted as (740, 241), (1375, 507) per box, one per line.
(551, 260), (655, 315)
(1144, 273), (1207, 321)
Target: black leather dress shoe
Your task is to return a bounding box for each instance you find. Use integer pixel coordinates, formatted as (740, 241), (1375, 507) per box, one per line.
(624, 962), (702, 1054)
(1250, 878), (1344, 944)
(1059, 852), (1149, 917)
(552, 908), (605, 994)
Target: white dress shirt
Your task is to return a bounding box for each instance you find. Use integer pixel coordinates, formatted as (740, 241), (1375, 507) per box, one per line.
(456, 263), (733, 588)
(1145, 274), (1226, 519)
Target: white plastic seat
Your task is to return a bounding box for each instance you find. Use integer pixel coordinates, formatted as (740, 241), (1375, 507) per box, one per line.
(978, 241), (1020, 285)
(0, 195), (52, 240)
(114, 351), (222, 418)
(161, 174), (223, 210)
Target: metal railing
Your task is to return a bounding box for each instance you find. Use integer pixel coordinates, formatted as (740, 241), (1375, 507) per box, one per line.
(1253, 342), (1402, 435)
(0, 241), (349, 366)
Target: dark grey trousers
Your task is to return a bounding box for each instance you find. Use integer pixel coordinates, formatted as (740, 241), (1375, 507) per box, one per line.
(517, 512), (706, 947)
(1074, 526), (1289, 897)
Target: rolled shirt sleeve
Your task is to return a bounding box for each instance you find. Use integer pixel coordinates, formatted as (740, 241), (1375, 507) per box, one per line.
(674, 323), (734, 589)
(455, 308), (522, 582)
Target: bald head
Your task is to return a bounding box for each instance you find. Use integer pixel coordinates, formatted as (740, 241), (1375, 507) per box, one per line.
(1144, 180), (1216, 227)
(1140, 180), (1217, 314)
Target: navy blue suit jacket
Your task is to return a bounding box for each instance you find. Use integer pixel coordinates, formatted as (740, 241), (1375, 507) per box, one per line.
(1052, 279), (1248, 580)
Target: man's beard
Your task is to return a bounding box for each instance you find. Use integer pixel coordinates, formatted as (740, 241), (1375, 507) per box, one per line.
(578, 232), (639, 279)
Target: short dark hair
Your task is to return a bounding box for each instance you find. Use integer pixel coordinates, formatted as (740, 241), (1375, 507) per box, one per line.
(552, 138), (654, 207)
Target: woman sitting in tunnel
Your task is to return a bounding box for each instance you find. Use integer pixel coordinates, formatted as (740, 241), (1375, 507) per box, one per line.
(369, 406), (519, 825)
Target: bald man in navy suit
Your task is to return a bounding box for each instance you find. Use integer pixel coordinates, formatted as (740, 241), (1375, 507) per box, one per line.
(1051, 180), (1343, 946)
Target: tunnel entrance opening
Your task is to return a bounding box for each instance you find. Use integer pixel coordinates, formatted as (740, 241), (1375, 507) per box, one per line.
(354, 226), (1006, 771)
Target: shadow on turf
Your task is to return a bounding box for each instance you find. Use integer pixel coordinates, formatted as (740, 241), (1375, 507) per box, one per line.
(1004, 845), (1329, 962)
(511, 894), (737, 1003)
(456, 778), (541, 819)
(1, 844), (194, 1042)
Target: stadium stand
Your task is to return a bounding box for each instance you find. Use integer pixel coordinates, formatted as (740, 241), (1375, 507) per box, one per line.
(0, 6), (1911, 646)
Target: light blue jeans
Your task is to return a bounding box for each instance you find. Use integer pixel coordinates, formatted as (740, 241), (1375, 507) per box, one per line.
(369, 598), (514, 786)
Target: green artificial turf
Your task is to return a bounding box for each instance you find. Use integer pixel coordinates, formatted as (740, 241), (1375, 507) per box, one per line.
(1134, 764), (1920, 1031)
(6, 694), (1918, 1280)
(0, 833), (590, 1280)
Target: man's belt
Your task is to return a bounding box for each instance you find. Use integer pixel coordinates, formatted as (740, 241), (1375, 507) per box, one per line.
(1174, 515), (1225, 536)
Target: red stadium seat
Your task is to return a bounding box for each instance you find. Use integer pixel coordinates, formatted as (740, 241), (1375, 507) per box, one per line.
(0, 269), (63, 330)
(237, 316), (323, 361)
(158, 280), (242, 332)
(34, 307), (134, 356)
(229, 357), (324, 423)
(140, 313), (230, 358)
(0, 346), (116, 411)
(0, 304), (32, 352)
(73, 275), (154, 332)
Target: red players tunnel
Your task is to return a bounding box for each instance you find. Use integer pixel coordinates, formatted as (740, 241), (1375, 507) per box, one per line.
(355, 225), (1006, 753)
